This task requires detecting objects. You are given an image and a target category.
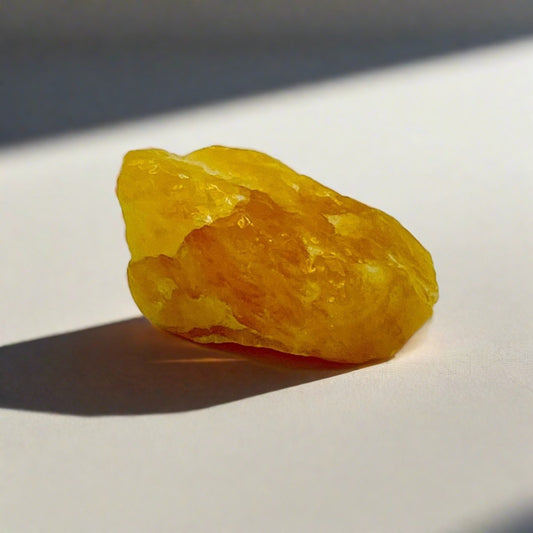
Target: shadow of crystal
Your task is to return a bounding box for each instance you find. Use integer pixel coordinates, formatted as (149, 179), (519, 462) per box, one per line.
(0, 318), (364, 416)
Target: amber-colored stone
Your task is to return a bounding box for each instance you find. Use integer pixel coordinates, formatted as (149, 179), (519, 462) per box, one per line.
(117, 146), (438, 364)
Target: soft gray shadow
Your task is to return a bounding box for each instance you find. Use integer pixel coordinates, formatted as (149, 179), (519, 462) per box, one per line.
(2, 5), (533, 146)
(0, 318), (358, 416)
(457, 507), (533, 533)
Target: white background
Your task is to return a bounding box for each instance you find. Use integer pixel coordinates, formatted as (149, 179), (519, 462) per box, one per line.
(1, 37), (533, 532)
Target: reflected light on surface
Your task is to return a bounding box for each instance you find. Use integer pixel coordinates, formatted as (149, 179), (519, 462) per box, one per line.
(151, 357), (245, 364)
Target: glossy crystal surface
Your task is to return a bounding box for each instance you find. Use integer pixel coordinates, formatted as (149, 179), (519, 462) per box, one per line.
(117, 146), (438, 363)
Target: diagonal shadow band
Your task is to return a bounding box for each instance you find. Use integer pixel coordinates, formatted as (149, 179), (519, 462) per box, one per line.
(3, 31), (533, 145)
(0, 318), (359, 416)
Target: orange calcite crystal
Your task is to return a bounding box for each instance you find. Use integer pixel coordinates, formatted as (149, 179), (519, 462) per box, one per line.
(117, 146), (438, 364)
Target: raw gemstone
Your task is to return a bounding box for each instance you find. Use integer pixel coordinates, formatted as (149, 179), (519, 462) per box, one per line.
(117, 146), (438, 364)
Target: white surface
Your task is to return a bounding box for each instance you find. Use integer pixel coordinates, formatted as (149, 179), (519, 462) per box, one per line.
(1, 39), (533, 532)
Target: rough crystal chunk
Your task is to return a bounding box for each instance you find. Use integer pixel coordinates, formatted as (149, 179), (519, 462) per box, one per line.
(117, 146), (438, 363)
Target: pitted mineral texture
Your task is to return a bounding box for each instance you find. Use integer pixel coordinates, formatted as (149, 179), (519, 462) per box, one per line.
(117, 146), (438, 363)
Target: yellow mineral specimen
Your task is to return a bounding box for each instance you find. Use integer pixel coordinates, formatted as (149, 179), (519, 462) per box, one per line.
(117, 146), (438, 364)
